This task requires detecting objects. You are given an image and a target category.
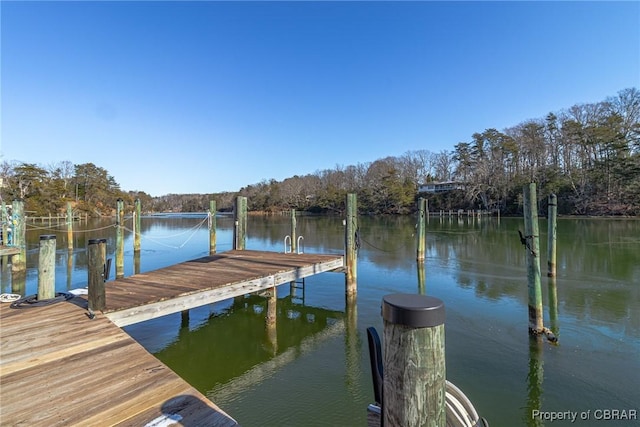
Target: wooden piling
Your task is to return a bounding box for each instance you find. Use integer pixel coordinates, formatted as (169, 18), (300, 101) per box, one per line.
(88, 238), (106, 312)
(66, 202), (73, 251)
(1, 202), (7, 247)
(37, 235), (56, 301)
(416, 198), (427, 262)
(382, 294), (446, 427)
(233, 196), (247, 250)
(116, 198), (124, 278)
(290, 209), (297, 254)
(345, 193), (358, 301)
(547, 193), (557, 278)
(11, 200), (26, 276)
(523, 183), (544, 334)
(134, 198), (141, 254)
(209, 200), (217, 255)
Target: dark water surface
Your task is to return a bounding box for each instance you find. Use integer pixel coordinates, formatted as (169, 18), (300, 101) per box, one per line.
(6, 214), (639, 426)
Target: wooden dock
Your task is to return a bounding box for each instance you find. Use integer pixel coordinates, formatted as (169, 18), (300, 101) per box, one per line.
(0, 249), (344, 426)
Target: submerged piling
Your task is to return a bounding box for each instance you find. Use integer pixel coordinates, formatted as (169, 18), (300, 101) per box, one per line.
(345, 193), (358, 301)
(209, 200), (216, 255)
(547, 193), (557, 277)
(417, 198), (427, 262)
(523, 183), (544, 335)
(116, 199), (124, 278)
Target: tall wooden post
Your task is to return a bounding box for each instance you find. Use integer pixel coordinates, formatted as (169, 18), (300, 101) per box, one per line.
(66, 202), (73, 251)
(547, 193), (557, 277)
(134, 198), (141, 254)
(417, 198), (427, 262)
(233, 196), (247, 250)
(345, 193), (358, 301)
(116, 198), (124, 278)
(11, 200), (26, 276)
(382, 294), (446, 427)
(88, 238), (106, 312)
(37, 235), (56, 301)
(290, 208), (297, 253)
(209, 200), (217, 255)
(523, 183), (543, 334)
(1, 202), (7, 246)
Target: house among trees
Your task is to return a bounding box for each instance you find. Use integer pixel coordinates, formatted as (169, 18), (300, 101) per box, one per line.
(418, 181), (464, 193)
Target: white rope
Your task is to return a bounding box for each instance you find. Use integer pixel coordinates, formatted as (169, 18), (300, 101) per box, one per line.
(121, 216), (209, 250)
(0, 293), (22, 303)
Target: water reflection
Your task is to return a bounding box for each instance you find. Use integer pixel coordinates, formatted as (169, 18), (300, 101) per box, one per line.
(149, 294), (344, 396)
(525, 337), (545, 427)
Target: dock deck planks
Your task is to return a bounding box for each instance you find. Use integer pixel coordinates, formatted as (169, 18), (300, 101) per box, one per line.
(0, 249), (344, 426)
(102, 250), (344, 327)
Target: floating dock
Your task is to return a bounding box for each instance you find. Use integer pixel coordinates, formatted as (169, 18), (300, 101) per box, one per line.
(0, 249), (344, 426)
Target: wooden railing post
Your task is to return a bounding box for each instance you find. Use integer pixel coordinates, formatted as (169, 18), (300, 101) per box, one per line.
(88, 238), (106, 312)
(382, 293), (446, 427)
(37, 235), (56, 301)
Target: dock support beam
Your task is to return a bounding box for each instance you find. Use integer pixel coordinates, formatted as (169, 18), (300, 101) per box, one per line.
(209, 200), (217, 255)
(11, 200), (26, 277)
(88, 238), (107, 312)
(37, 235), (56, 301)
(345, 193), (358, 302)
(547, 193), (557, 278)
(417, 197), (427, 262)
(233, 196), (247, 250)
(523, 183), (544, 335)
(382, 294), (446, 427)
(116, 199), (125, 278)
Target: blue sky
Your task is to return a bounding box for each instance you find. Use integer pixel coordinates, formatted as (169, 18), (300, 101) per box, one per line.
(2, 1), (638, 197)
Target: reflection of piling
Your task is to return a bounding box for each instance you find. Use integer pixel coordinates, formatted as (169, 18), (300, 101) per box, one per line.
(525, 337), (545, 427)
(266, 287), (278, 355)
(523, 184), (543, 335)
(209, 200), (217, 255)
(345, 297), (359, 394)
(37, 235), (56, 301)
(345, 193), (358, 302)
(88, 238), (107, 312)
(115, 199), (124, 278)
(382, 294), (446, 427)
(416, 198), (427, 262)
(548, 277), (559, 336)
(233, 196), (247, 250)
(547, 194), (557, 278)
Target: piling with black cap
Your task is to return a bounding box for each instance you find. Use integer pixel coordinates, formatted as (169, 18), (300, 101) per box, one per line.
(37, 235), (57, 301)
(382, 293), (446, 427)
(88, 238), (107, 312)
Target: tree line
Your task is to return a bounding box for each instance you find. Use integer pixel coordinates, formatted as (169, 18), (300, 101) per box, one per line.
(1, 87), (638, 216)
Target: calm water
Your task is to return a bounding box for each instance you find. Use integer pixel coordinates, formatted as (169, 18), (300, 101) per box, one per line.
(4, 214), (639, 426)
